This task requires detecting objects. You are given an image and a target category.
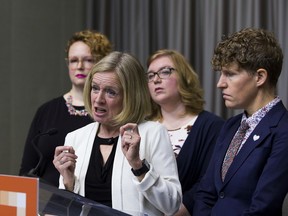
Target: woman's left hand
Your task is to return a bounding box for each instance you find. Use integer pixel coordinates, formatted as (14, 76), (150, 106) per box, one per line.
(120, 123), (142, 169)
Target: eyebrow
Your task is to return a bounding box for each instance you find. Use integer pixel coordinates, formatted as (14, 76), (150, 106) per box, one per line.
(147, 66), (171, 74)
(68, 55), (93, 59)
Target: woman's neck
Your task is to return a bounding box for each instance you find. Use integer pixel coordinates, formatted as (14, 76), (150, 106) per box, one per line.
(98, 124), (120, 138)
(64, 86), (84, 106)
(160, 104), (196, 130)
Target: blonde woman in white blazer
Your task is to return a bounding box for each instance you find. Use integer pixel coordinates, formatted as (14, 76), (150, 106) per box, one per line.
(53, 51), (182, 216)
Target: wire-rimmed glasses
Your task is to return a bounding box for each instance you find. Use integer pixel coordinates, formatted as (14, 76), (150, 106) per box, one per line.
(65, 56), (96, 69)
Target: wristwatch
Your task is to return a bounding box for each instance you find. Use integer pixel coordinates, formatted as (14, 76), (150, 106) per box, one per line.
(131, 159), (150, 176)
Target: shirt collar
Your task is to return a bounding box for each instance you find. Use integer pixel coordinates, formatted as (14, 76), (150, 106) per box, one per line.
(242, 96), (281, 128)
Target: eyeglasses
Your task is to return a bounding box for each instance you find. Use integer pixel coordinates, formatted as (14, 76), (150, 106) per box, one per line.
(66, 56), (95, 69)
(146, 67), (175, 82)
(91, 84), (120, 99)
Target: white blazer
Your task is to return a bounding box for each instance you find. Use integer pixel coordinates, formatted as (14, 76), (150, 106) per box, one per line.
(59, 121), (182, 216)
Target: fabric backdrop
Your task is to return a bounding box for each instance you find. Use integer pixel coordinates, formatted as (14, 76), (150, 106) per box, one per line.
(85, 0), (288, 120)
(1, 0), (287, 210)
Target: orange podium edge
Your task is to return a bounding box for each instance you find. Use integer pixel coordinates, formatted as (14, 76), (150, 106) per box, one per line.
(0, 175), (38, 216)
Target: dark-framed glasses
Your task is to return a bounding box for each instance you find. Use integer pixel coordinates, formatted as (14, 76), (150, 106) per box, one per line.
(146, 67), (175, 82)
(65, 56), (96, 69)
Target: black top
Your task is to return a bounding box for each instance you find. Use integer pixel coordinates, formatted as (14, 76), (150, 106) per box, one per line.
(19, 96), (93, 186)
(85, 135), (118, 207)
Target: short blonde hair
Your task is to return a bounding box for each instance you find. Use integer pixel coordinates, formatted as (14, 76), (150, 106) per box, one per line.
(147, 49), (205, 120)
(84, 51), (152, 127)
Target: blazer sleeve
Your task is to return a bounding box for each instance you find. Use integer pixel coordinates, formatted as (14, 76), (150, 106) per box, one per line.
(133, 122), (182, 216)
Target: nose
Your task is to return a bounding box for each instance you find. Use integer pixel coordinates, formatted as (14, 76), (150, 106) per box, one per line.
(152, 73), (161, 83)
(77, 60), (84, 69)
(95, 90), (106, 103)
(217, 74), (226, 88)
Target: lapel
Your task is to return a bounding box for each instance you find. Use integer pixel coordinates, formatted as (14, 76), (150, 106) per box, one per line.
(112, 134), (126, 182)
(222, 124), (270, 186)
(77, 123), (99, 178)
(219, 102), (286, 187)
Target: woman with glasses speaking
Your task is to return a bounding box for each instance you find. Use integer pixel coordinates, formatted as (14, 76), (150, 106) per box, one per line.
(19, 30), (112, 187)
(146, 49), (225, 215)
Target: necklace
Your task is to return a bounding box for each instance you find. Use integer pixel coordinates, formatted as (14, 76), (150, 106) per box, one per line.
(65, 95), (88, 116)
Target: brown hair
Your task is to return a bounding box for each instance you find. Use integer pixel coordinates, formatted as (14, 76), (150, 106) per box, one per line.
(212, 28), (283, 87)
(147, 49), (205, 120)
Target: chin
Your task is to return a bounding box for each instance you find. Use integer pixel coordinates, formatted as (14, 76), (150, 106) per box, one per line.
(73, 80), (86, 86)
(92, 115), (101, 122)
(94, 116), (109, 124)
(224, 101), (236, 109)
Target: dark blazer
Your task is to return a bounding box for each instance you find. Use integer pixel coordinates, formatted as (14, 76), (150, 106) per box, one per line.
(178, 111), (225, 214)
(193, 101), (288, 216)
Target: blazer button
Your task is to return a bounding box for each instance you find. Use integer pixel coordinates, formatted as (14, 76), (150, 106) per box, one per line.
(219, 192), (225, 199)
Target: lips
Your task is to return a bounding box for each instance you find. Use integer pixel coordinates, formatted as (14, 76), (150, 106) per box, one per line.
(76, 74), (87, 79)
(94, 107), (107, 117)
(96, 107), (106, 113)
(154, 87), (163, 93)
(222, 93), (231, 100)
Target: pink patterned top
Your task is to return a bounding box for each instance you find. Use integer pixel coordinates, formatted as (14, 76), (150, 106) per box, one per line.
(167, 116), (198, 157)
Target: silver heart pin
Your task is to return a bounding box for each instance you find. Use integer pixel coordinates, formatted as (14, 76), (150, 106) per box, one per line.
(253, 135), (260, 141)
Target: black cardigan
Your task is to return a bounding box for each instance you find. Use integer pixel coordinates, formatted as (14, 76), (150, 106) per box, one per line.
(177, 110), (225, 214)
(19, 96), (93, 186)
